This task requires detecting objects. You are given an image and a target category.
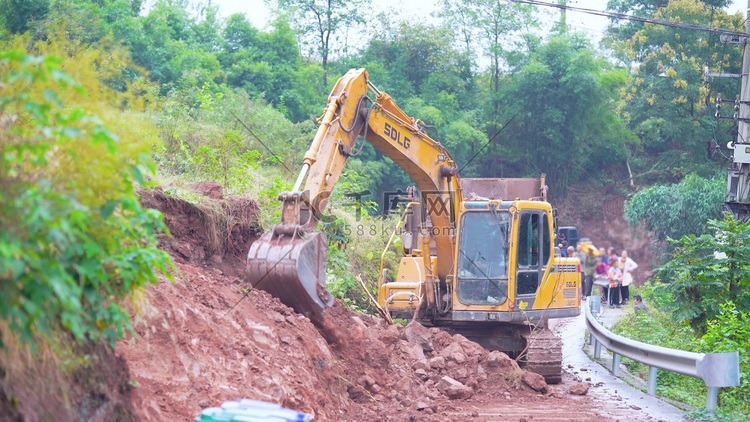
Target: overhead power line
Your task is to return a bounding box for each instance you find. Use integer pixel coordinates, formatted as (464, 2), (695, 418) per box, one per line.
(508, 0), (748, 38)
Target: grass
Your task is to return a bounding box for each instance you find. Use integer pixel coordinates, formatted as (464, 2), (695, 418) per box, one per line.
(0, 324), (78, 420)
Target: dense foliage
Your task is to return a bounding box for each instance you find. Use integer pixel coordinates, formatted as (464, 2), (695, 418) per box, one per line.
(613, 213), (750, 419)
(654, 215), (750, 334)
(606, 0), (742, 184)
(624, 173), (725, 242)
(0, 0), (736, 198)
(0, 48), (172, 347)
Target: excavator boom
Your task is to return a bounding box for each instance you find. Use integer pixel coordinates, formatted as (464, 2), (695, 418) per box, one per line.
(247, 69), (460, 319)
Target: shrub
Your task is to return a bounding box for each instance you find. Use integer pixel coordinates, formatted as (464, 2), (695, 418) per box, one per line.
(0, 50), (173, 347)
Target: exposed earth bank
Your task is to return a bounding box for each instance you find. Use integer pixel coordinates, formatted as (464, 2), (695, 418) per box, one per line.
(1, 184), (620, 421)
(119, 185), (613, 421)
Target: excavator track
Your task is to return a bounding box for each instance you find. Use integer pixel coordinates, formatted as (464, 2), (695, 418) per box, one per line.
(521, 328), (563, 384)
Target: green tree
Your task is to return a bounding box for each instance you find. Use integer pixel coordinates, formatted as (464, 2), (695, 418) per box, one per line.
(0, 0), (49, 33)
(0, 49), (173, 346)
(442, 120), (488, 176)
(438, 0), (536, 132)
(624, 173), (724, 242)
(218, 14), (315, 120)
(654, 215), (750, 334)
(119, 0), (222, 91)
(273, 0), (371, 86)
(606, 0), (743, 184)
(500, 34), (633, 190)
(606, 0), (733, 42)
(339, 20), (483, 197)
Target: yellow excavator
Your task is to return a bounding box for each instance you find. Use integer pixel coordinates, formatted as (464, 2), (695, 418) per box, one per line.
(247, 68), (581, 382)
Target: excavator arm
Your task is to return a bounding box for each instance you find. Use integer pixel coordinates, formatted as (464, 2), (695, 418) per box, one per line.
(247, 68), (461, 319)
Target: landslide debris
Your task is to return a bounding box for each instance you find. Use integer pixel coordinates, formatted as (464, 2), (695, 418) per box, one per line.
(118, 185), (597, 421)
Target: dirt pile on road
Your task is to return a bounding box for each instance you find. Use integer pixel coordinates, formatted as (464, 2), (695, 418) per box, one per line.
(117, 261), (552, 421)
(117, 185), (608, 421)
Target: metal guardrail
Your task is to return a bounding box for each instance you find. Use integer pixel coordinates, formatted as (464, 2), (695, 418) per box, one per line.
(584, 298), (740, 413)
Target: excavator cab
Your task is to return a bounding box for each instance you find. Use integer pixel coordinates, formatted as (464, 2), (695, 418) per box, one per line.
(455, 211), (510, 305)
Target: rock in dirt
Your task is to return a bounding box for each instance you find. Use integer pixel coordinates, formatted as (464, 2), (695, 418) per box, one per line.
(450, 367), (469, 383)
(429, 356), (446, 370)
(358, 375), (377, 389)
(456, 338), (485, 358)
(485, 350), (519, 371)
(175, 242), (194, 260)
(380, 324), (401, 345)
(439, 342), (466, 362)
(411, 360), (430, 372)
(404, 322), (433, 352)
(395, 376), (413, 393)
(436, 376), (473, 400)
(190, 181), (224, 199)
(569, 382), (590, 395)
(399, 341), (426, 362)
(522, 371), (548, 393)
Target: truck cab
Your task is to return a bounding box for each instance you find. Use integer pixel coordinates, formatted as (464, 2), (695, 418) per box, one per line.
(557, 226), (579, 249)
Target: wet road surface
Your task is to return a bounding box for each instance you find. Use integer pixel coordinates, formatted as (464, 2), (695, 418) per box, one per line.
(552, 299), (688, 422)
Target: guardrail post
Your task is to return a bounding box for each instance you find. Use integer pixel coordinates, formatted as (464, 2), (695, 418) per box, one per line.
(588, 295), (601, 315)
(648, 366), (657, 395)
(587, 297), (599, 348)
(706, 387), (718, 413)
(594, 340), (601, 359)
(612, 353), (620, 376)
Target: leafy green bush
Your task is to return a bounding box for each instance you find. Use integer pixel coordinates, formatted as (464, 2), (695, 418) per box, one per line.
(655, 215), (750, 334)
(154, 85), (309, 190)
(250, 171), (292, 231)
(635, 281), (674, 311)
(325, 212), (402, 314)
(191, 129), (261, 193)
(0, 50), (173, 347)
(624, 174), (724, 243)
(613, 288), (750, 420)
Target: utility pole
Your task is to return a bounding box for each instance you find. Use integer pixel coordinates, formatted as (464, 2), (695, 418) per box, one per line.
(726, 0), (750, 221)
(558, 0), (567, 34)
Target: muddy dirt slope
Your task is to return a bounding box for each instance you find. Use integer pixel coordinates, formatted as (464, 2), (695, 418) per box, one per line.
(118, 185), (612, 421)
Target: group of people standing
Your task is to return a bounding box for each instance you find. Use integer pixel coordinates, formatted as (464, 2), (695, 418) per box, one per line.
(566, 245), (639, 309)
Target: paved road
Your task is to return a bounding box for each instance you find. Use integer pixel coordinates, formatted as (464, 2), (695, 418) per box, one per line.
(552, 298), (688, 422)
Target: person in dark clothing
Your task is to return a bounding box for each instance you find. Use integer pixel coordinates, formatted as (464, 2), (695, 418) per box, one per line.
(583, 248), (597, 297)
(633, 294), (648, 312)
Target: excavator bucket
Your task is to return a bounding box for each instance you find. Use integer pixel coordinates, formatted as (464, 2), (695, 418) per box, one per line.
(247, 227), (334, 320)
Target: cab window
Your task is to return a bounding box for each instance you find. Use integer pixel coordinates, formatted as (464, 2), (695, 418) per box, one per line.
(456, 211), (510, 305)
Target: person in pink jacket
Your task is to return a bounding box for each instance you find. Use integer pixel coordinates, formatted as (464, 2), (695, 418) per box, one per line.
(594, 256), (608, 302)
